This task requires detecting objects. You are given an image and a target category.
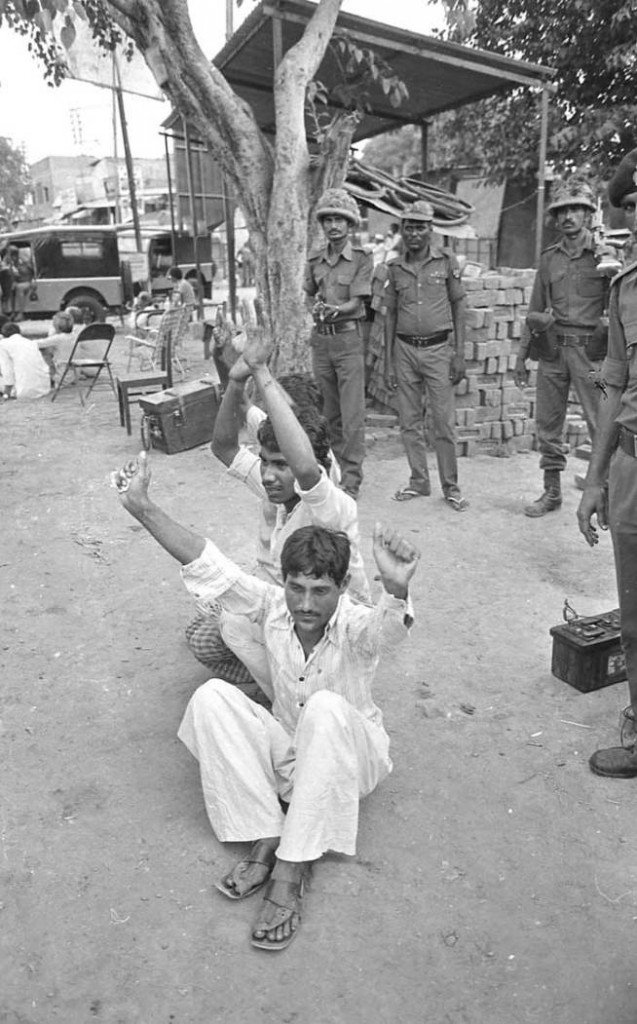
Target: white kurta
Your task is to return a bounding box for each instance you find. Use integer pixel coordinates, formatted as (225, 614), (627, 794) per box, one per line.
(0, 335), (50, 399)
(177, 540), (412, 862)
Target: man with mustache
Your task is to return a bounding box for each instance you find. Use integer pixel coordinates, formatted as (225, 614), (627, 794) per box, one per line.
(112, 454), (419, 952)
(186, 323), (371, 698)
(515, 180), (608, 517)
(305, 188), (373, 501)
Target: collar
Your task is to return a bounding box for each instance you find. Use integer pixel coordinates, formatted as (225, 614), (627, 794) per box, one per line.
(555, 229), (595, 259)
(394, 243), (444, 273)
(319, 239), (353, 264)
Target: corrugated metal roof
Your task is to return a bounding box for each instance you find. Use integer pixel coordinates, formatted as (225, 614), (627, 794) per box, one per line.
(165, 0), (553, 141)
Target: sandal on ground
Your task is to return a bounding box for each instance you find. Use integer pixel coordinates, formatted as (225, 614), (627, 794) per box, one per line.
(393, 486), (429, 502)
(251, 876), (305, 952)
(215, 840), (278, 901)
(444, 495), (469, 512)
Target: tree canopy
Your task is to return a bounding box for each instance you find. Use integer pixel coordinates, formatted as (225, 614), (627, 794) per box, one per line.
(367, 0), (637, 186)
(0, 136), (31, 230)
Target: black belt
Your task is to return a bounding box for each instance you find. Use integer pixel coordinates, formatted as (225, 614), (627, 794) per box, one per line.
(620, 426), (637, 458)
(397, 331), (449, 349)
(555, 332), (594, 347)
(315, 320), (360, 336)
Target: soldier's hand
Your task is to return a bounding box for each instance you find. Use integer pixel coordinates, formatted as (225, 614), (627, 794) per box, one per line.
(450, 352), (466, 386)
(514, 355), (529, 389)
(576, 484), (609, 547)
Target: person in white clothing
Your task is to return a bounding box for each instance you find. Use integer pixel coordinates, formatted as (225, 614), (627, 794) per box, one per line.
(0, 322), (50, 400)
(111, 449), (419, 952)
(186, 326), (371, 693)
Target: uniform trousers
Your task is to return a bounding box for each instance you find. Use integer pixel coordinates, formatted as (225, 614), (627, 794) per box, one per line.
(536, 345), (600, 473)
(310, 328), (366, 497)
(177, 680), (391, 862)
(609, 447), (637, 706)
(394, 338), (460, 497)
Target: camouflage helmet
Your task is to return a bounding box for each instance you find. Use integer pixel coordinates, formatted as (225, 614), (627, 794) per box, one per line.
(315, 188), (360, 226)
(608, 148), (637, 208)
(548, 180), (596, 214)
(400, 200), (435, 222)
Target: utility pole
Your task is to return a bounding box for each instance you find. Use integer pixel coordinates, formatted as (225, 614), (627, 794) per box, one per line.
(113, 53), (143, 252)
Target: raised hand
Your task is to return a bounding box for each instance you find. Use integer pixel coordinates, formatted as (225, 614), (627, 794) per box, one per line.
(110, 451), (152, 516)
(372, 523), (421, 597)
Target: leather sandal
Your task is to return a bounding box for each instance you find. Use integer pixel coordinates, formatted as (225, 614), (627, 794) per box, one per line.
(215, 840), (277, 901)
(393, 485), (430, 501)
(444, 494), (469, 512)
(251, 876), (306, 951)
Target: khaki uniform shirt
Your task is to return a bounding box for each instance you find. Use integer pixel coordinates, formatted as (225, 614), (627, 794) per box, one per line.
(527, 231), (607, 333)
(383, 245), (465, 336)
(603, 263), (637, 433)
(304, 240), (372, 322)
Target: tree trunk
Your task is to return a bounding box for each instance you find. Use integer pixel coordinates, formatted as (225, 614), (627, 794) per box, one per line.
(101, 0), (357, 370)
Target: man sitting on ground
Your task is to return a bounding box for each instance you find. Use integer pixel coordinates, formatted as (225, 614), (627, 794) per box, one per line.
(112, 449), (419, 951)
(186, 327), (371, 693)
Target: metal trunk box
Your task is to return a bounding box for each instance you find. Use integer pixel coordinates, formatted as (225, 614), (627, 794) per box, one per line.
(550, 609), (626, 693)
(138, 378), (220, 454)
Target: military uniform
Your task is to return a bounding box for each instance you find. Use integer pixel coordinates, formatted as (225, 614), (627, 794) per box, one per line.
(384, 239), (466, 503)
(578, 150), (637, 777)
(525, 231), (606, 472)
(305, 190), (372, 499)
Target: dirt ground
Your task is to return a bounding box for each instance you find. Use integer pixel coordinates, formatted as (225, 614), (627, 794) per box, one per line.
(2, 327), (637, 1024)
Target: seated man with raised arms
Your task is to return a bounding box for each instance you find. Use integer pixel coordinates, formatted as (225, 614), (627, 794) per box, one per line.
(112, 449), (419, 951)
(186, 325), (371, 695)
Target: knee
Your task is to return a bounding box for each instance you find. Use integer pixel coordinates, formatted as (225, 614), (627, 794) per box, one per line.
(188, 677), (236, 717)
(301, 689), (349, 728)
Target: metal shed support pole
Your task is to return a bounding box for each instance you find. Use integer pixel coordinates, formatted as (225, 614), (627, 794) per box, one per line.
(534, 83), (550, 266)
(182, 117), (205, 320)
(420, 121), (429, 177)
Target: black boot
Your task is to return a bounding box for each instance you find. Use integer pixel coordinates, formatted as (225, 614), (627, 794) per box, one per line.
(524, 470), (562, 518)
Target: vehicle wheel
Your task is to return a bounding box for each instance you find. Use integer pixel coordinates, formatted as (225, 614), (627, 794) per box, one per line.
(66, 293), (105, 324)
(140, 414), (152, 451)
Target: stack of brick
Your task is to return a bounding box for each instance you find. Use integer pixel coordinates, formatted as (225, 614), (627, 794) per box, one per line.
(454, 269), (537, 456)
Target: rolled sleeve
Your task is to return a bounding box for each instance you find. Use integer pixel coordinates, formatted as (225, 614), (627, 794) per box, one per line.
(181, 539), (271, 621)
(228, 446), (267, 499)
(603, 286), (629, 388)
(349, 251), (373, 298)
(304, 261), (318, 297)
(446, 256), (466, 304)
(383, 270), (397, 314)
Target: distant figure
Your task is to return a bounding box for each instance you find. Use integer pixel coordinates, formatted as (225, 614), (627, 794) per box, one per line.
(168, 266), (196, 314)
(0, 322), (50, 399)
(6, 244), (35, 321)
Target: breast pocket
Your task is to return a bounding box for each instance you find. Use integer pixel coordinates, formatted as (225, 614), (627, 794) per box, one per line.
(578, 272), (604, 300)
(550, 272), (567, 302)
(336, 269), (355, 300)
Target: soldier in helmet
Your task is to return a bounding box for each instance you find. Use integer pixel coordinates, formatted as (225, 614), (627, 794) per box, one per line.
(304, 188), (372, 500)
(515, 179), (608, 517)
(384, 200), (469, 511)
(578, 149), (637, 778)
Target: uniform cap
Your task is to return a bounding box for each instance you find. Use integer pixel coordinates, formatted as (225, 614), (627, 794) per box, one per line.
(400, 200), (434, 222)
(547, 180), (596, 213)
(608, 148), (637, 208)
(315, 188), (360, 226)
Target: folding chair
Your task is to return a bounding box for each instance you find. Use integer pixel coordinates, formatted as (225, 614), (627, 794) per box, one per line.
(116, 335), (174, 436)
(125, 305), (190, 379)
(50, 323), (116, 405)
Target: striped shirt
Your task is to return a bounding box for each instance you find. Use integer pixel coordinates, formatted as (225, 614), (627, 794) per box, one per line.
(181, 540), (413, 736)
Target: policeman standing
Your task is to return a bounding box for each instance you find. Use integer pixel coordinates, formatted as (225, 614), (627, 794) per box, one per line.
(304, 188), (372, 500)
(384, 200), (468, 511)
(578, 149), (637, 778)
(515, 180), (608, 517)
